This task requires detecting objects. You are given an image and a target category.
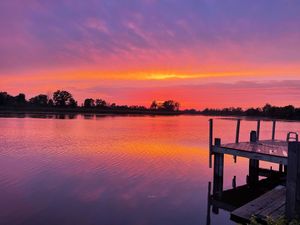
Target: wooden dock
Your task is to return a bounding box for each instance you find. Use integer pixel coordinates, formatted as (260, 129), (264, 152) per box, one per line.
(208, 118), (300, 224)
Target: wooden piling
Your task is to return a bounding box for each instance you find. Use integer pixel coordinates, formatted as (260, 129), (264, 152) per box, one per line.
(250, 130), (257, 143)
(235, 119), (241, 144)
(272, 120), (276, 140)
(213, 138), (224, 200)
(209, 119), (213, 168)
(286, 141), (300, 220)
(232, 176), (236, 189)
(248, 159), (259, 187)
(249, 131), (259, 187)
(234, 119), (241, 163)
(279, 164), (283, 173)
(256, 120), (261, 141)
(206, 182), (211, 225)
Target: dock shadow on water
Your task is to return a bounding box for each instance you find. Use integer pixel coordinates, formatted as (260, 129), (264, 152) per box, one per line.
(0, 114), (300, 225)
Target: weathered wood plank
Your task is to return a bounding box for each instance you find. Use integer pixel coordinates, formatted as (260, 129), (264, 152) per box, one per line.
(222, 140), (288, 158)
(212, 139), (288, 164)
(231, 186), (286, 223)
(269, 205), (285, 219)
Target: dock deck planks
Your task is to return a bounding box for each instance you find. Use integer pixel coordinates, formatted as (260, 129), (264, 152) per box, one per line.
(213, 140), (288, 165)
(231, 185), (286, 223)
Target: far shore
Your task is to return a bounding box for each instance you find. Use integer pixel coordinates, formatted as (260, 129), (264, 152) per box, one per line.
(0, 106), (187, 116)
(2, 106), (300, 122)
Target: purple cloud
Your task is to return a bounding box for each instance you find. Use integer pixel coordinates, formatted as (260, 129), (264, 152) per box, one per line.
(1, 0), (300, 75)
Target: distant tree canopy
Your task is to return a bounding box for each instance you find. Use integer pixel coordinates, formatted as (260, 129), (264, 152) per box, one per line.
(150, 100), (180, 111)
(95, 99), (107, 108)
(150, 100), (158, 110)
(84, 98), (95, 108)
(15, 93), (26, 105)
(163, 100), (180, 111)
(0, 92), (15, 106)
(0, 92), (26, 106)
(53, 90), (77, 107)
(29, 94), (49, 106)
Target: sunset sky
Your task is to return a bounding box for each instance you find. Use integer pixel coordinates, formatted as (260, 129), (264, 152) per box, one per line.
(1, 0), (300, 109)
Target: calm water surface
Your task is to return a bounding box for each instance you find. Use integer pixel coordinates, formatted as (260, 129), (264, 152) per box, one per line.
(0, 115), (299, 225)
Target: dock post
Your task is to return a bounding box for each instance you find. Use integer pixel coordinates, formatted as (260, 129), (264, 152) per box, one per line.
(235, 119), (241, 143)
(250, 130), (257, 143)
(279, 164), (283, 173)
(248, 159), (259, 187)
(234, 119), (241, 163)
(248, 131), (259, 187)
(206, 182), (211, 225)
(213, 138), (224, 200)
(209, 119), (213, 168)
(272, 120), (276, 140)
(232, 176), (236, 189)
(256, 120), (261, 141)
(286, 141), (300, 220)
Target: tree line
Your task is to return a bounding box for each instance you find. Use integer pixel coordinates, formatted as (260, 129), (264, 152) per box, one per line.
(2, 90), (300, 119)
(202, 104), (300, 119)
(0, 90), (180, 112)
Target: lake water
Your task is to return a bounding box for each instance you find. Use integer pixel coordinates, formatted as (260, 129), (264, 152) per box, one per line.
(0, 114), (299, 225)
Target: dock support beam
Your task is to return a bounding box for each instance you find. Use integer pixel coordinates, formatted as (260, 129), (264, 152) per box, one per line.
(248, 131), (259, 187)
(213, 138), (224, 200)
(286, 141), (300, 220)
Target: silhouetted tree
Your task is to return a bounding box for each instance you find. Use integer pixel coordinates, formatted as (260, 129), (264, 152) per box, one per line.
(95, 99), (107, 108)
(69, 98), (77, 108)
(84, 98), (95, 108)
(262, 103), (272, 114)
(29, 94), (49, 106)
(15, 93), (26, 105)
(53, 90), (76, 107)
(48, 99), (54, 106)
(245, 107), (262, 116)
(130, 105), (147, 110)
(162, 100), (180, 111)
(0, 92), (25, 106)
(0, 92), (11, 105)
(150, 100), (158, 110)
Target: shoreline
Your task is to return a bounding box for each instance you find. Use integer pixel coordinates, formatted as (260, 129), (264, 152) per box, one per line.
(1, 107), (300, 122)
(0, 106), (186, 116)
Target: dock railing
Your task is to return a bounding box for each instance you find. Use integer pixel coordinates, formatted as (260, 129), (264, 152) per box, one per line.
(208, 118), (278, 168)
